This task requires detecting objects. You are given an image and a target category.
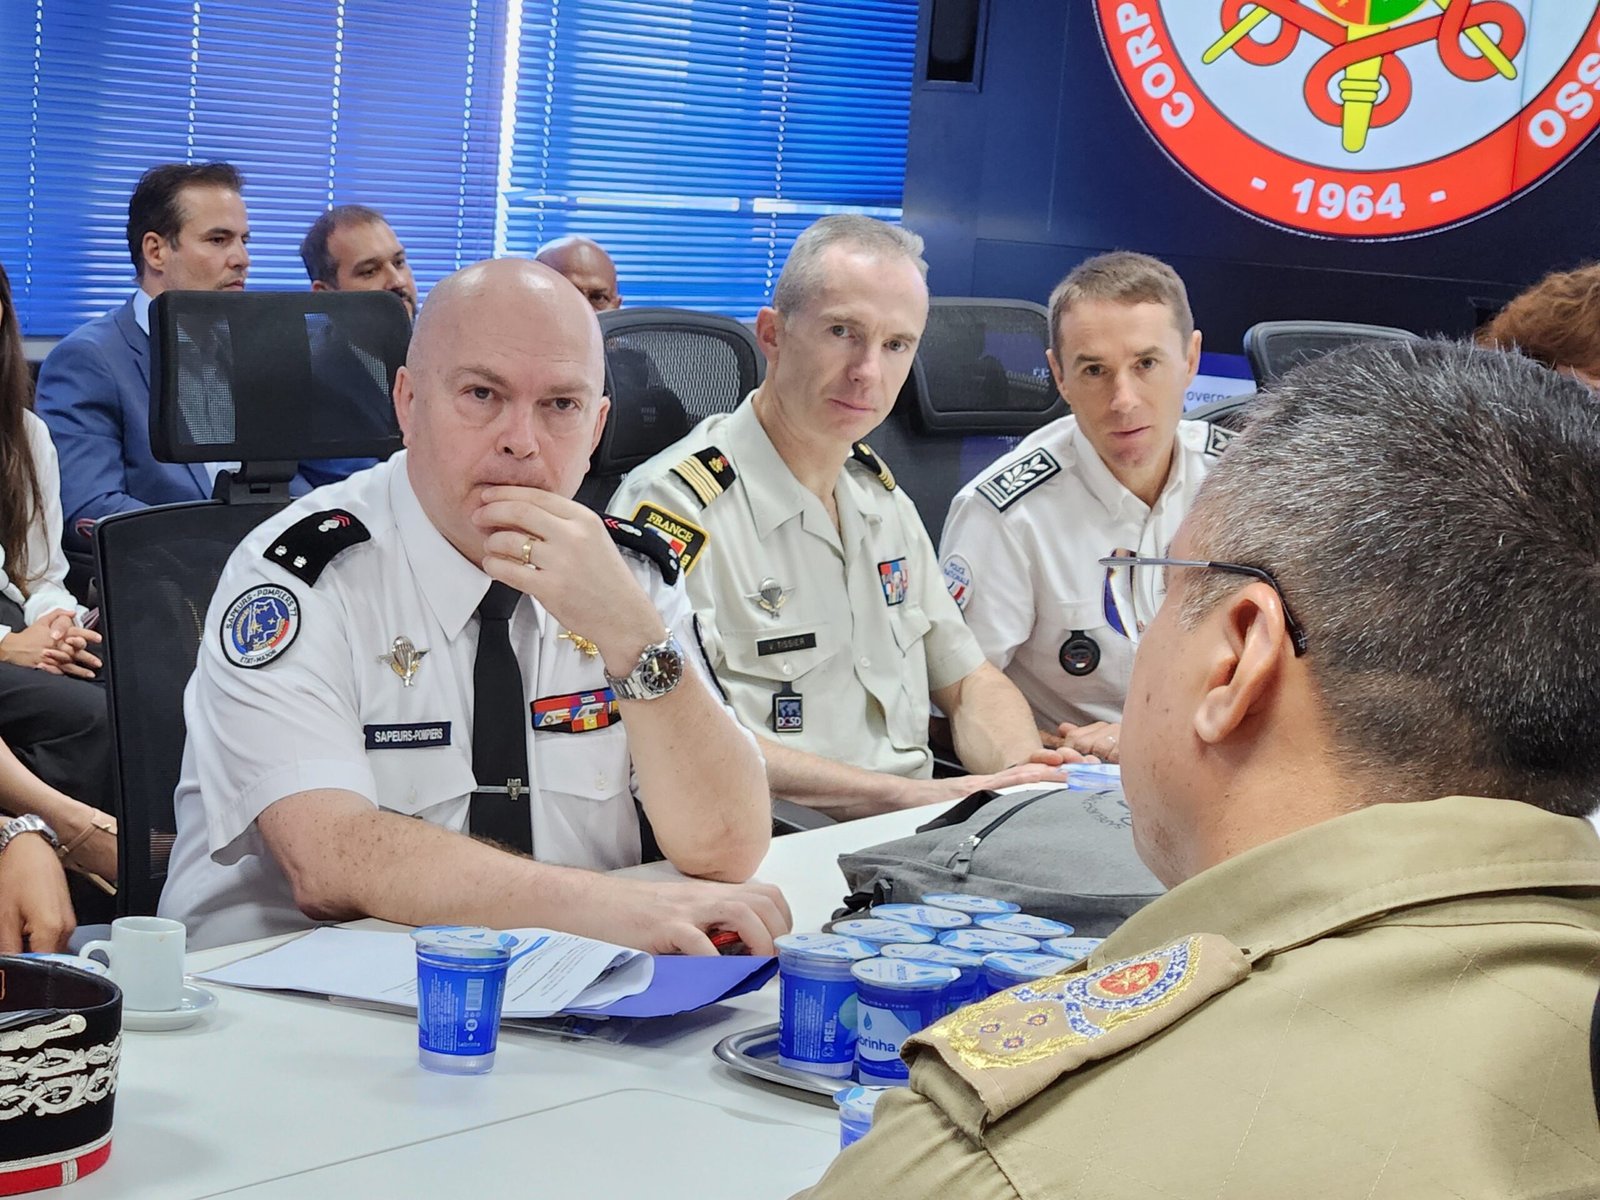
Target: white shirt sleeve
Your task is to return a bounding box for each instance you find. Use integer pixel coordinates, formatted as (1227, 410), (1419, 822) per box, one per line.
(938, 490), (1036, 672)
(19, 411), (86, 627)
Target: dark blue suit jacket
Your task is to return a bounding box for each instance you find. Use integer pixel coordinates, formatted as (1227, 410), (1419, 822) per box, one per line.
(35, 298), (377, 529)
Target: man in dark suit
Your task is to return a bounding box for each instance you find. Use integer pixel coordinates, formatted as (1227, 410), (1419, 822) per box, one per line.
(36, 162), (265, 530)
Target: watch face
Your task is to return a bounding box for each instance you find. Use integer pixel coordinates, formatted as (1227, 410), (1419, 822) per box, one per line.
(641, 642), (685, 695)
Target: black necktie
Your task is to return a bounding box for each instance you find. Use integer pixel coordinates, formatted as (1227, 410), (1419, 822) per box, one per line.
(469, 581), (533, 854)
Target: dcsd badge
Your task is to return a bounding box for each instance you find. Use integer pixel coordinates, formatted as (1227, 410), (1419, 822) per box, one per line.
(221, 584), (301, 669)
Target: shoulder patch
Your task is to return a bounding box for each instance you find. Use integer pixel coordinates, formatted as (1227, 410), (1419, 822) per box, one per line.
(907, 933), (1250, 1124)
(1204, 422), (1236, 458)
(977, 449), (1061, 512)
(942, 554), (972, 611)
(263, 509), (371, 585)
(631, 502), (709, 575)
(850, 442), (896, 491)
(602, 514), (681, 585)
(669, 447), (737, 508)
(220, 584), (301, 669)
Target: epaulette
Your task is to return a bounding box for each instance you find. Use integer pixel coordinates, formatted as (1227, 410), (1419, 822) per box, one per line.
(1204, 422), (1236, 458)
(975, 448), (1061, 512)
(602, 514), (681, 586)
(263, 509), (372, 585)
(849, 441), (895, 490)
(906, 933), (1250, 1126)
(669, 447), (737, 508)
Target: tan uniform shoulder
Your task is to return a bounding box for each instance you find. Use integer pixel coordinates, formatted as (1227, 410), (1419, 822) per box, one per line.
(906, 933), (1251, 1134)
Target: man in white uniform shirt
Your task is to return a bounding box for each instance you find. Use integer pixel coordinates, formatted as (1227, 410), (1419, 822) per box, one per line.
(939, 252), (1230, 762)
(612, 216), (1063, 821)
(161, 258), (785, 952)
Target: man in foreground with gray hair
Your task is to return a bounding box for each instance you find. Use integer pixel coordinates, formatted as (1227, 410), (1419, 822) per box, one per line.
(796, 339), (1600, 1197)
(612, 215), (1062, 819)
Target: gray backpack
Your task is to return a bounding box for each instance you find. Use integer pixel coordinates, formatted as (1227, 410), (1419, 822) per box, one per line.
(834, 786), (1166, 937)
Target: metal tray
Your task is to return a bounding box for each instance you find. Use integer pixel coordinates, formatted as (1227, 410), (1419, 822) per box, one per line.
(713, 1022), (850, 1100)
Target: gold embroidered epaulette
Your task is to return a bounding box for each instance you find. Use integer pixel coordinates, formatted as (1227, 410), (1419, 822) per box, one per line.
(850, 442), (895, 490)
(907, 933), (1250, 1123)
(669, 446), (737, 508)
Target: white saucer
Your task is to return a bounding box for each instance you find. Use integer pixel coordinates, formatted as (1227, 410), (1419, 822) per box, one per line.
(122, 984), (218, 1032)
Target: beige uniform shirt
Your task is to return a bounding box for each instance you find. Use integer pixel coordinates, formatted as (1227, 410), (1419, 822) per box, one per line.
(797, 796), (1600, 1199)
(611, 398), (985, 778)
(939, 417), (1226, 731)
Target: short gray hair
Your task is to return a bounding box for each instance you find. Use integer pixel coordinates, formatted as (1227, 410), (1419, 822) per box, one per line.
(772, 215), (927, 315)
(1181, 339), (1600, 817)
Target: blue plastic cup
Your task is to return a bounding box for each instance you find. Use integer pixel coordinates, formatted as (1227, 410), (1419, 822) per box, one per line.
(1063, 762), (1123, 789)
(975, 912), (1075, 940)
(981, 951), (1067, 998)
(920, 892), (1022, 917)
(1042, 936), (1103, 964)
(879, 943), (985, 1012)
(412, 926), (518, 1075)
(869, 903), (972, 931)
(775, 933), (877, 1077)
(936, 927), (1041, 954)
(851, 958), (961, 1087)
(828, 917), (935, 947)
(835, 1084), (893, 1150)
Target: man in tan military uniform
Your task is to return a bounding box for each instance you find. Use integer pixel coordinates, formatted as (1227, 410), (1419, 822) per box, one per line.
(797, 341), (1600, 1197)
(611, 217), (1061, 820)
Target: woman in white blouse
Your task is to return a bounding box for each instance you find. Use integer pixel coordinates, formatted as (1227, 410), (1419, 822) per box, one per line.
(0, 260), (115, 889)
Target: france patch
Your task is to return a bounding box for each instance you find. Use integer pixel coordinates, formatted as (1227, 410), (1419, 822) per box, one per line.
(878, 558), (909, 606)
(221, 584), (300, 669)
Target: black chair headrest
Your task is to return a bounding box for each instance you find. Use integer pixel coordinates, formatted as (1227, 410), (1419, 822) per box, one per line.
(898, 298), (1065, 434)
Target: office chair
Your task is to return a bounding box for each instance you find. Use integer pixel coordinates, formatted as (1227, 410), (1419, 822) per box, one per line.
(871, 298), (1066, 547)
(97, 290), (408, 915)
(576, 308), (762, 512)
(1243, 320), (1420, 388)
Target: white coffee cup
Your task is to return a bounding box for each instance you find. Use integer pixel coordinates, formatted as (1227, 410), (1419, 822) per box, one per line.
(78, 916), (187, 1012)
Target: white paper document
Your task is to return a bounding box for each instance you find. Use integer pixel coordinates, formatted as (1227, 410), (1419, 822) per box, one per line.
(197, 927), (653, 1017)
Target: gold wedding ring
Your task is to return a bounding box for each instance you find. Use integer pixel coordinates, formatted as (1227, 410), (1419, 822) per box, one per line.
(520, 537), (535, 567)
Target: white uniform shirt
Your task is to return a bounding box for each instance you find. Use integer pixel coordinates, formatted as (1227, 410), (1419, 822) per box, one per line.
(938, 417), (1227, 731)
(0, 411), (88, 638)
(161, 452), (745, 949)
(610, 398), (985, 780)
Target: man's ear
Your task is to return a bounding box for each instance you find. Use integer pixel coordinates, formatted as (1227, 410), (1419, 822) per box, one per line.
(589, 393), (612, 455)
(754, 306), (783, 365)
(1183, 328), (1203, 387)
(310, 280), (333, 294)
(392, 365), (416, 448)
(1193, 582), (1293, 745)
(1046, 346), (1068, 398)
(141, 231), (168, 278)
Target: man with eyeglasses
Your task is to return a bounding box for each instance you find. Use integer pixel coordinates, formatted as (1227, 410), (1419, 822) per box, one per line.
(796, 340), (1600, 1199)
(938, 252), (1226, 763)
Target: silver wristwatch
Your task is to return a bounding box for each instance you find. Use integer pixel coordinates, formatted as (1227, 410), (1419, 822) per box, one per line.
(604, 632), (686, 701)
(0, 813), (59, 856)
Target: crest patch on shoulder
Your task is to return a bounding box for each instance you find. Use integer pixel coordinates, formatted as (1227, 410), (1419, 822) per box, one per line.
(909, 933), (1250, 1123)
(1204, 423), (1236, 458)
(221, 584), (301, 669)
(977, 450), (1060, 512)
(263, 509), (371, 585)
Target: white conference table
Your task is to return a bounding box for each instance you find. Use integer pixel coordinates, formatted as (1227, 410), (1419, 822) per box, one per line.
(65, 802), (950, 1200)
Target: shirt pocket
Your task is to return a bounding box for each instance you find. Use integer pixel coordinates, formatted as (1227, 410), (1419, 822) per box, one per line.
(535, 725), (632, 802)
(370, 738), (477, 821)
(718, 619), (844, 686)
(890, 602), (933, 656)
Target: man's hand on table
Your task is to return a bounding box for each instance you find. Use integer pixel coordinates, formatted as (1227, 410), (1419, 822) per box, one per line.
(592, 876), (793, 956)
(887, 760), (1086, 811)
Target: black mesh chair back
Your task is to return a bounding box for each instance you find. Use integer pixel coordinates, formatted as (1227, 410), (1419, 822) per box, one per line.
(150, 290), (408, 468)
(878, 299), (1064, 545)
(904, 299), (1065, 434)
(577, 308), (762, 510)
(95, 501), (287, 915)
(1243, 320), (1420, 388)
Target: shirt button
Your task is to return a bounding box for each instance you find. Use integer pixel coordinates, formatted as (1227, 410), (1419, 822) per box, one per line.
(595, 775), (607, 791)
(782, 663), (794, 677)
(859, 656), (871, 668)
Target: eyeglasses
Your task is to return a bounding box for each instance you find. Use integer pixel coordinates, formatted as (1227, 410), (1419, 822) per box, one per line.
(1097, 548), (1309, 656)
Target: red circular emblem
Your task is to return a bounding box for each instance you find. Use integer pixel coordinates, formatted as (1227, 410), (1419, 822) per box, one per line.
(1095, 1), (1600, 238)
(1093, 959), (1163, 998)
